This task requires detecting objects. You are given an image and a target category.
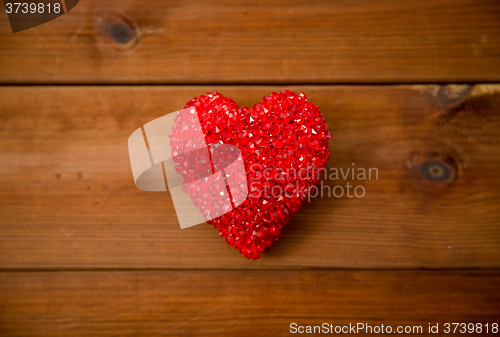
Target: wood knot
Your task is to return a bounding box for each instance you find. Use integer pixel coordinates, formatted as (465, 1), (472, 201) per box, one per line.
(107, 22), (135, 44)
(406, 152), (459, 190)
(97, 14), (138, 50)
(434, 84), (472, 110)
(419, 160), (453, 183)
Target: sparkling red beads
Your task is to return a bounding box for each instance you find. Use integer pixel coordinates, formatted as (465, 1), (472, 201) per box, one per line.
(172, 90), (331, 259)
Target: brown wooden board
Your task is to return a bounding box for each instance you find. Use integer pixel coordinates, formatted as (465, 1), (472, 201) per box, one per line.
(0, 270), (499, 336)
(0, 0), (499, 84)
(0, 85), (499, 269)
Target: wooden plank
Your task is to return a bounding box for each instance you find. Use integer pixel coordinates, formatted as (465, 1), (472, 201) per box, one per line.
(0, 0), (500, 83)
(0, 85), (499, 269)
(0, 270), (499, 336)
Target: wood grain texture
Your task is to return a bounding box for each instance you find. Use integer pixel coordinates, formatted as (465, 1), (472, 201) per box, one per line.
(0, 270), (499, 336)
(0, 85), (499, 269)
(0, 0), (500, 84)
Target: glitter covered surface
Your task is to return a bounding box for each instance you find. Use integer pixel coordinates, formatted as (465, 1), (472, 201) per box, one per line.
(169, 90), (331, 259)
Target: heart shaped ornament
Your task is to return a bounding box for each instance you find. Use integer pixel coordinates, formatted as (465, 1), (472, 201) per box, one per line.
(169, 90), (331, 259)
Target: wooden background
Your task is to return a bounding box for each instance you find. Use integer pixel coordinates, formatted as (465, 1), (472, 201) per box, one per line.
(0, 0), (499, 336)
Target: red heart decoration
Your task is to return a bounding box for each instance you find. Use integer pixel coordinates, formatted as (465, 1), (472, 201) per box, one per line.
(170, 90), (331, 259)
